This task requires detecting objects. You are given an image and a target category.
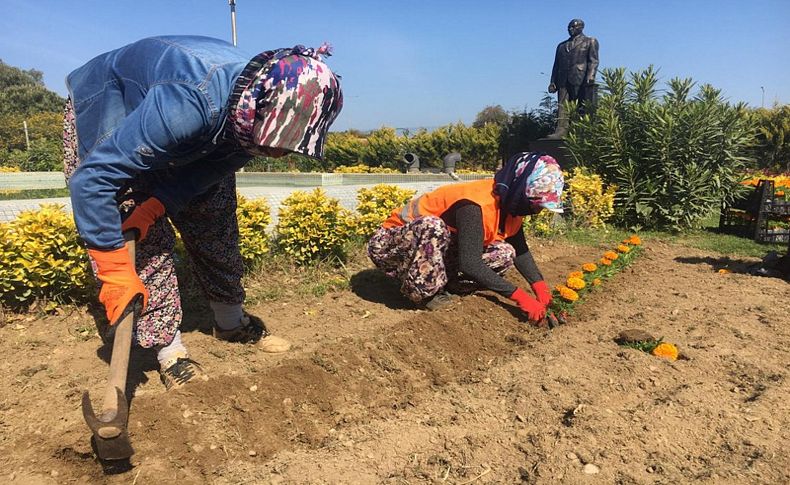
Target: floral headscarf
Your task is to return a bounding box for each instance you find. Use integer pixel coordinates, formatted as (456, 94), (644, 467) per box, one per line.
(227, 43), (343, 160)
(494, 152), (564, 232)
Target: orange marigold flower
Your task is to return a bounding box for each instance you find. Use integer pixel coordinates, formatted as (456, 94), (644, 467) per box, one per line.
(582, 263), (598, 272)
(600, 258), (612, 266)
(604, 251), (619, 260)
(628, 235), (642, 245)
(566, 277), (586, 290)
(568, 271), (584, 280)
(717, 268), (732, 274)
(592, 278), (602, 286)
(557, 285), (579, 302)
(617, 244), (631, 253)
(651, 342), (679, 361)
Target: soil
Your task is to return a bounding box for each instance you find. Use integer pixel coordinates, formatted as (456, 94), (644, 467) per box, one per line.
(0, 240), (788, 484)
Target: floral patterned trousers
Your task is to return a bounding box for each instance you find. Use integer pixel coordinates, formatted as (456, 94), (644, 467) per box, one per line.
(367, 216), (515, 302)
(63, 99), (245, 348)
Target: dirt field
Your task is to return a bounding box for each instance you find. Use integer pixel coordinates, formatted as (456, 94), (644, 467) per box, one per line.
(1, 240), (788, 484)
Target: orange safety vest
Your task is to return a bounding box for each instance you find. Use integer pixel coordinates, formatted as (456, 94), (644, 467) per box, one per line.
(382, 179), (524, 245)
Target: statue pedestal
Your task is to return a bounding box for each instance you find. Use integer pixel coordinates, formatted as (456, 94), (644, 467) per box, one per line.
(529, 137), (574, 170)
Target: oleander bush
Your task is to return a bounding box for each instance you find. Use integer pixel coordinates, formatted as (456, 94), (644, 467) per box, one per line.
(0, 204), (92, 310)
(566, 66), (755, 230)
(274, 188), (357, 264)
(354, 184), (416, 238)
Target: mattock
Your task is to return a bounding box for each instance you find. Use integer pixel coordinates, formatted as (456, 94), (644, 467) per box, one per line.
(81, 233), (137, 461)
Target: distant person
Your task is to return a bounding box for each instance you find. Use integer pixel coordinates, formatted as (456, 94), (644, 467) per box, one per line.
(547, 18), (599, 138)
(368, 152), (563, 324)
(63, 36), (343, 389)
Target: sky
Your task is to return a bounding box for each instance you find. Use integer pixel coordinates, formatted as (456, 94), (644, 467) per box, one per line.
(1, 0), (788, 132)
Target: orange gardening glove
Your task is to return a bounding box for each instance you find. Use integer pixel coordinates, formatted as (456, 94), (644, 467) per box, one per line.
(509, 287), (547, 323)
(531, 280), (552, 307)
(88, 243), (148, 326)
(121, 197), (165, 242)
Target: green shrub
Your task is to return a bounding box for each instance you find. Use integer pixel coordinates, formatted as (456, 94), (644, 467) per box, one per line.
(752, 104), (790, 171)
(0, 204), (92, 310)
(354, 184), (416, 237)
(275, 188), (356, 264)
(566, 66), (755, 230)
(236, 194), (272, 268)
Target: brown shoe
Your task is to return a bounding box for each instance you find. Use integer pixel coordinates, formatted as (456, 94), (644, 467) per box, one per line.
(160, 357), (206, 390)
(213, 313), (291, 352)
(423, 291), (457, 311)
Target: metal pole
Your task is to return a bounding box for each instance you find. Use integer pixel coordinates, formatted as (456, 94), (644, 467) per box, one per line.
(23, 120), (30, 150)
(229, 0), (237, 47)
(760, 86), (765, 108)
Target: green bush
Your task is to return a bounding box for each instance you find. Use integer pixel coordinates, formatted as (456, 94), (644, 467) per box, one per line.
(0, 204), (92, 310)
(236, 194), (272, 268)
(752, 104), (789, 171)
(274, 188), (356, 264)
(354, 184), (416, 238)
(566, 66), (755, 230)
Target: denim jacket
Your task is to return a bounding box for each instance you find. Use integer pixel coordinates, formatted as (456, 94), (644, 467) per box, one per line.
(67, 36), (251, 249)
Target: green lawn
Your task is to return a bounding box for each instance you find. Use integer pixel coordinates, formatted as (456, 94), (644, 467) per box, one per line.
(0, 188), (70, 200)
(555, 212), (786, 259)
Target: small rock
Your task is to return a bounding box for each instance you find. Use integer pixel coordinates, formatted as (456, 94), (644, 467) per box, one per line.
(515, 413), (526, 422)
(50, 470), (59, 477)
(182, 409), (194, 419)
(566, 452), (578, 460)
(616, 329), (655, 344)
(210, 444), (218, 450)
(582, 464), (600, 475)
(249, 385), (258, 392)
(248, 450), (257, 457)
(646, 466), (655, 474)
(482, 378), (492, 384)
(191, 444), (204, 453)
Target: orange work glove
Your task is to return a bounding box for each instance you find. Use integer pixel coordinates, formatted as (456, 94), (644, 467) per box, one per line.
(509, 287), (547, 323)
(88, 243), (148, 326)
(121, 197), (165, 242)
(530, 280), (552, 307)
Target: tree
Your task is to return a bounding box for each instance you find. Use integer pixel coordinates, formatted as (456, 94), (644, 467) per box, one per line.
(473, 105), (509, 128)
(0, 60), (64, 116)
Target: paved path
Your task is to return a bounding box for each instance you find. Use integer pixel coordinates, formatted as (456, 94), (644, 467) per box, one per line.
(0, 182), (455, 225)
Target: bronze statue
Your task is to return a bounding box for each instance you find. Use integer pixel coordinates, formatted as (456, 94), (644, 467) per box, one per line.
(547, 19), (599, 139)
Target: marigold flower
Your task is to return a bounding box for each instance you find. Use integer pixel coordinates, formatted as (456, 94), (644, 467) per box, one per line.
(568, 271), (584, 280)
(592, 278), (602, 286)
(628, 235), (642, 245)
(600, 258), (612, 266)
(566, 277), (586, 290)
(651, 342), (679, 361)
(717, 268), (732, 274)
(604, 251), (619, 260)
(617, 244), (631, 253)
(582, 263), (597, 272)
(556, 285), (579, 302)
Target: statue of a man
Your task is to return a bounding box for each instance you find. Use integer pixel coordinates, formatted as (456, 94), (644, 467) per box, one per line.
(547, 19), (599, 139)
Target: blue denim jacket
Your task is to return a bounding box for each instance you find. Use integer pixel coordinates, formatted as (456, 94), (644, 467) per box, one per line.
(67, 35), (251, 249)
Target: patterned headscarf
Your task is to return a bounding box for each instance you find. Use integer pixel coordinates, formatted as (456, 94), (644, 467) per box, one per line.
(494, 152), (564, 232)
(227, 43), (343, 160)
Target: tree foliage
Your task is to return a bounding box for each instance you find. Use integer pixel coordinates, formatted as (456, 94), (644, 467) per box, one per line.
(473, 105), (509, 128)
(751, 104), (790, 171)
(565, 66), (755, 230)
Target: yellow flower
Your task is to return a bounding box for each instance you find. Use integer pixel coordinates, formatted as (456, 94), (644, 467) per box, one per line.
(617, 244), (631, 253)
(568, 271), (584, 280)
(566, 277), (586, 290)
(592, 278), (602, 286)
(582, 263), (597, 272)
(651, 343), (679, 361)
(604, 251), (619, 260)
(556, 285), (579, 302)
(600, 257), (612, 266)
(628, 235), (642, 245)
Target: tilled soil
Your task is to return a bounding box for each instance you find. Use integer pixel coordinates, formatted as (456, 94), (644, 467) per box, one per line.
(0, 240), (788, 484)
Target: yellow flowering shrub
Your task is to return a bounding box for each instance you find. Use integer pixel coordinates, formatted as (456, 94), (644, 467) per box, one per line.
(0, 204), (92, 310)
(275, 189), (357, 265)
(0, 165), (21, 172)
(354, 184), (416, 238)
(566, 167), (616, 228)
(522, 209), (556, 237)
(334, 164), (399, 174)
(236, 194), (272, 268)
